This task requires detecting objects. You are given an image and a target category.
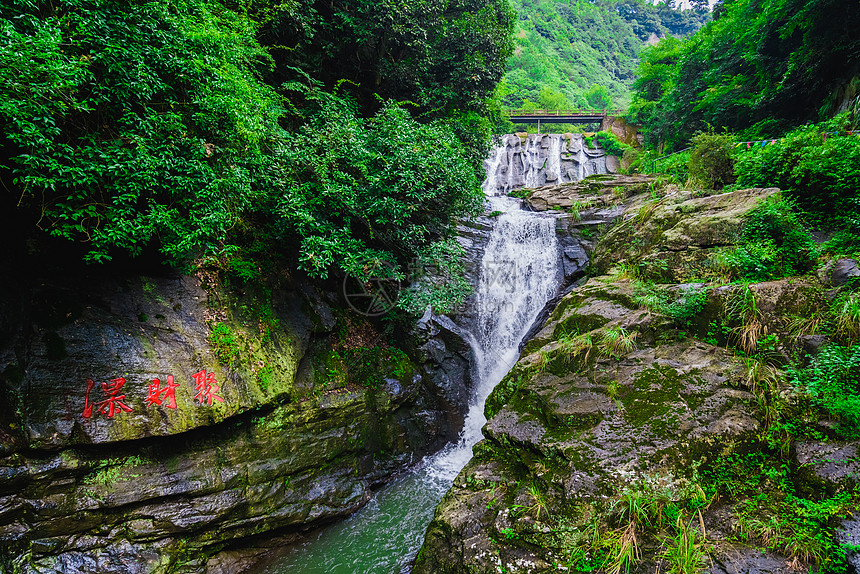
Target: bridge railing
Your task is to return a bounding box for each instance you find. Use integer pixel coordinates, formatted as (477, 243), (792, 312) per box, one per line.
(506, 108), (625, 117)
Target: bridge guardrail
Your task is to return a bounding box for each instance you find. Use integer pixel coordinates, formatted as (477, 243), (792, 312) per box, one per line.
(506, 109), (625, 117)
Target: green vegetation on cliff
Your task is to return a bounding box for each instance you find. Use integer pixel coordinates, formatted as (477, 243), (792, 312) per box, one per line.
(631, 0), (860, 148)
(0, 0), (513, 285)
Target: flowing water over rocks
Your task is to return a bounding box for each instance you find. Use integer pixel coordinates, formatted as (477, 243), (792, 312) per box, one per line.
(482, 134), (611, 195)
(265, 196), (560, 573)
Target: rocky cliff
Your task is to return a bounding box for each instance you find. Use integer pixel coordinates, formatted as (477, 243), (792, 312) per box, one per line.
(0, 237), (474, 572)
(414, 177), (860, 574)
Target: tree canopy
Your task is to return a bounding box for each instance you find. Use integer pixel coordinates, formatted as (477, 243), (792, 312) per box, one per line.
(0, 0), (514, 282)
(630, 0), (860, 149)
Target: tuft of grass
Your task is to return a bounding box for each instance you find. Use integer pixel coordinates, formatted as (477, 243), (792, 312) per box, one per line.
(725, 283), (765, 354)
(519, 482), (550, 521)
(557, 328), (595, 365)
(604, 263), (639, 282)
(832, 291), (860, 343)
(604, 521), (640, 574)
(662, 513), (707, 574)
(598, 326), (638, 359)
(568, 199), (593, 222)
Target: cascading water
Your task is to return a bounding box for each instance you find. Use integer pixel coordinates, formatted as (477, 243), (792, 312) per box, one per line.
(522, 135), (544, 189)
(481, 145), (506, 195)
(265, 196), (559, 574)
(545, 134), (564, 184)
(482, 133), (608, 195)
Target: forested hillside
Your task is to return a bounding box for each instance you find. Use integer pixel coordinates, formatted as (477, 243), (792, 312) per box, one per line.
(501, 0), (709, 110)
(631, 0), (860, 148)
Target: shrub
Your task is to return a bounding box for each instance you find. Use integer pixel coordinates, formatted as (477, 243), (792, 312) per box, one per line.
(592, 131), (633, 157)
(790, 344), (860, 437)
(687, 130), (736, 189)
(723, 196), (818, 281)
(734, 114), (860, 224)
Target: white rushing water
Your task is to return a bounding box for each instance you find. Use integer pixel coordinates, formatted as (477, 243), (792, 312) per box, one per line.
(267, 195), (559, 574)
(482, 133), (607, 194)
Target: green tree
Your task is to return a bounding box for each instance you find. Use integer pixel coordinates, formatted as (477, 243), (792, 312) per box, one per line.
(538, 86), (569, 110)
(584, 84), (612, 109)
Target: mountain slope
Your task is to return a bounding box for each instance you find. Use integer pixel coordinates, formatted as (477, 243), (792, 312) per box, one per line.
(502, 0), (710, 110)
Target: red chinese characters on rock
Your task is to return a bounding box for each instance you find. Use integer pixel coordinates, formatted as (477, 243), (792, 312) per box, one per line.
(144, 375), (179, 409)
(83, 369), (227, 420)
(193, 369), (224, 406)
(82, 377), (133, 419)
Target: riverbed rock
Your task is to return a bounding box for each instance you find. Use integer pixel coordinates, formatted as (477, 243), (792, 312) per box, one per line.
(0, 247), (459, 572)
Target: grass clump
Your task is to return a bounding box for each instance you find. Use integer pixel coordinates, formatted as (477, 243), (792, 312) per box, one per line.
(633, 282), (708, 328)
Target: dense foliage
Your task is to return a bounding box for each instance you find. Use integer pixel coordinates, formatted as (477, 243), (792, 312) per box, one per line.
(502, 0), (709, 111)
(790, 344), (860, 437)
(1, 0), (282, 263)
(734, 117), (860, 223)
(631, 0), (860, 149)
(722, 196), (818, 281)
(1, 0), (513, 287)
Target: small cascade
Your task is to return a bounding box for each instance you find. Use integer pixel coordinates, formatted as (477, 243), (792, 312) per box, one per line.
(481, 145), (505, 195)
(481, 133), (611, 194)
(545, 134), (565, 184)
(521, 135), (544, 189)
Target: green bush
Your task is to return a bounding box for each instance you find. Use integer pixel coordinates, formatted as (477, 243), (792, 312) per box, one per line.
(591, 131), (633, 157)
(687, 130), (736, 190)
(790, 344), (860, 437)
(644, 149), (690, 184)
(734, 115), (860, 223)
(723, 196), (818, 281)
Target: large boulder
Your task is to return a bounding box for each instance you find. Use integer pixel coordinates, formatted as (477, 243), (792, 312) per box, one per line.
(591, 187), (781, 282)
(414, 280), (759, 573)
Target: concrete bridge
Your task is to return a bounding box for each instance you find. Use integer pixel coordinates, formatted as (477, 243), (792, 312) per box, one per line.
(507, 109), (625, 131)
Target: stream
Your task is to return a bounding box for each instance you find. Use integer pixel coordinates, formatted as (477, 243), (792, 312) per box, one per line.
(266, 190), (560, 573)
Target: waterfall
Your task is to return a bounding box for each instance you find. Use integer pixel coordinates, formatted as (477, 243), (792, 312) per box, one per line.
(545, 134), (564, 184)
(481, 133), (609, 194)
(481, 145), (505, 195)
(267, 196), (560, 574)
(522, 135), (543, 189)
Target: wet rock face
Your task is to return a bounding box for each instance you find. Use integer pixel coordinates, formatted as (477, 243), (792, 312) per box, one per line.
(0, 272), (313, 451)
(0, 263), (461, 572)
